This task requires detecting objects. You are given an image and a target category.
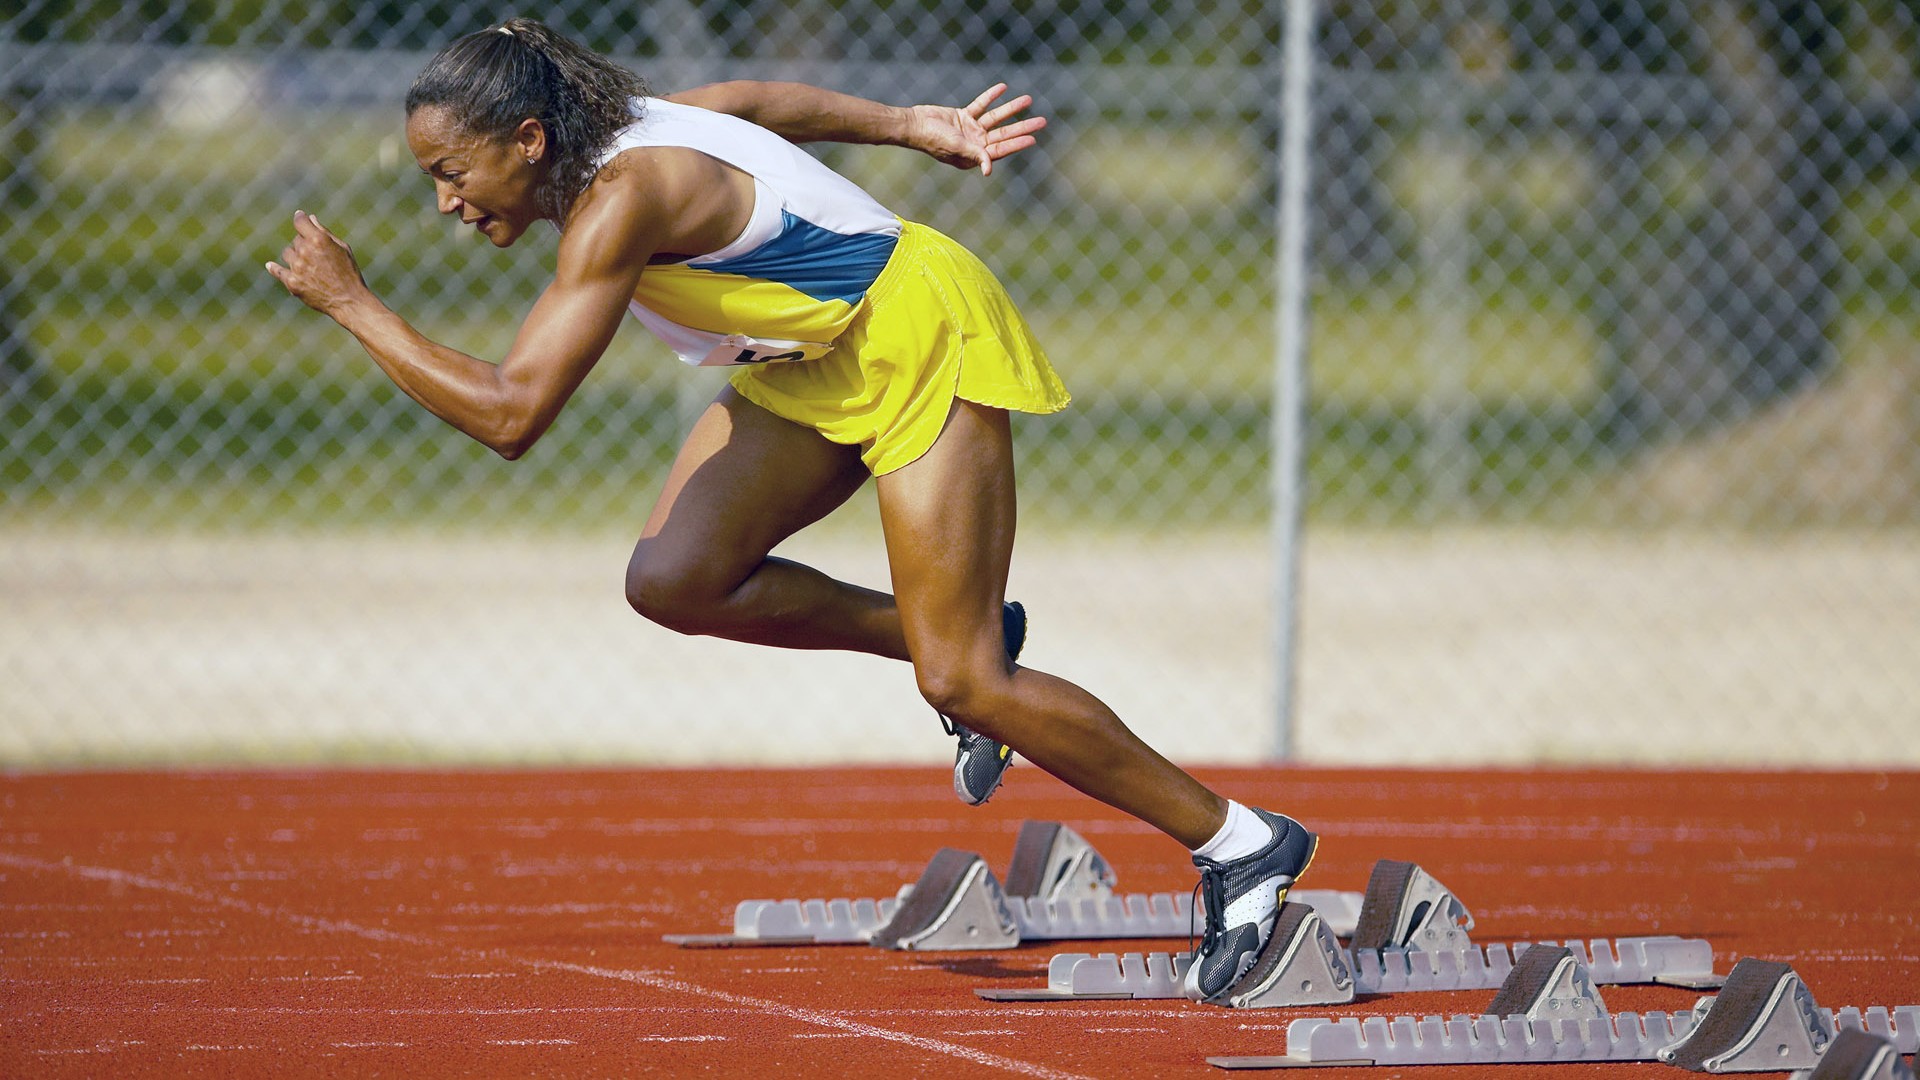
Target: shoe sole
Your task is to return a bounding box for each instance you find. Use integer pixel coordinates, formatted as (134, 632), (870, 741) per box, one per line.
(952, 743), (1011, 806)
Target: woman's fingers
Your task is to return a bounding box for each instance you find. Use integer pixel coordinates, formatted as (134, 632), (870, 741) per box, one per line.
(964, 83), (1009, 117)
(978, 93), (1034, 130)
(986, 135), (1037, 161)
(986, 115), (1046, 145)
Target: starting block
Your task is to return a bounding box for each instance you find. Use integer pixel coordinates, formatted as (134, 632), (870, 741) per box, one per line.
(869, 847), (1021, 949)
(1223, 903), (1358, 1008)
(1207, 955), (1920, 1070)
(664, 819), (1366, 950)
(977, 860), (1721, 1003)
(1351, 859), (1474, 953)
(1660, 959), (1920, 1073)
(1790, 1029), (1918, 1080)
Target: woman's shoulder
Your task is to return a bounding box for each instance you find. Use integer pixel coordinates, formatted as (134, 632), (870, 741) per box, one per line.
(569, 145), (749, 261)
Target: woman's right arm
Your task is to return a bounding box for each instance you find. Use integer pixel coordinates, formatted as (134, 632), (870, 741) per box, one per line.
(667, 81), (1046, 175)
(266, 154), (711, 459)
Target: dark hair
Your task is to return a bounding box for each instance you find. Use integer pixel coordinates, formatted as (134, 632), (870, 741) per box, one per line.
(404, 18), (649, 222)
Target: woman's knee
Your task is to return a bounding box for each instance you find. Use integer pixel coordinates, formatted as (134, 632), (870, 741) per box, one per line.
(625, 540), (725, 634)
(914, 657), (1014, 728)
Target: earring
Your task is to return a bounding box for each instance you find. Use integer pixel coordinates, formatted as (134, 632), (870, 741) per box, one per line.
(525, 156), (537, 165)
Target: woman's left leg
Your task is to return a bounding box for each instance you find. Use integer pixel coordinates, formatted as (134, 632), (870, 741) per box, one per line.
(873, 398), (1226, 849)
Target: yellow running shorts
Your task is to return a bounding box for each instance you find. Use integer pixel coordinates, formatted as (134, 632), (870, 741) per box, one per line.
(728, 220), (1071, 475)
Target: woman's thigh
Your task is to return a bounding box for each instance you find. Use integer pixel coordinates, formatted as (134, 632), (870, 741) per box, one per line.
(633, 385), (869, 590)
(873, 399), (1017, 676)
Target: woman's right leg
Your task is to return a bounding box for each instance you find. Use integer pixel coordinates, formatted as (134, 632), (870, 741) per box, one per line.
(625, 385), (910, 657)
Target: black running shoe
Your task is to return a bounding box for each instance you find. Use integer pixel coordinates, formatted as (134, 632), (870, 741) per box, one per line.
(1182, 809), (1319, 1003)
(943, 601), (1027, 806)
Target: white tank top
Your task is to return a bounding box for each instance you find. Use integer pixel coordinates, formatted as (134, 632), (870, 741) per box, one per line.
(595, 97), (903, 366)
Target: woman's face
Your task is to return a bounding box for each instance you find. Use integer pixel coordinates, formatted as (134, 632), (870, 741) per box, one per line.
(405, 105), (545, 247)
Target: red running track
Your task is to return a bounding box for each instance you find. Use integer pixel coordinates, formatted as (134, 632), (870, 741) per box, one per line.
(3, 766), (1916, 1078)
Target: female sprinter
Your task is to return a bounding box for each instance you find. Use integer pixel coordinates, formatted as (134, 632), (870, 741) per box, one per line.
(266, 18), (1314, 1004)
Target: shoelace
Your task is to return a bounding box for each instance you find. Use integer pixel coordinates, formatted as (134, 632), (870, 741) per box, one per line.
(1187, 863), (1227, 961)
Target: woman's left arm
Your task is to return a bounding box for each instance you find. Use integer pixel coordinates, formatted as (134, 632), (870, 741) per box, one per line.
(667, 81), (1045, 175)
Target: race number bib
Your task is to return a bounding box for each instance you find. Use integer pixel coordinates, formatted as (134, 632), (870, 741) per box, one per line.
(697, 334), (832, 367)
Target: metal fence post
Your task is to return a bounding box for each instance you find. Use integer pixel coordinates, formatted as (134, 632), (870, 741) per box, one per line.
(1271, 0), (1320, 762)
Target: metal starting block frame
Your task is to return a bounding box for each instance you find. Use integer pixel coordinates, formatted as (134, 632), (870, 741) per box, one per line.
(663, 819), (1365, 950)
(978, 860), (1721, 1004)
(1206, 954), (1920, 1071)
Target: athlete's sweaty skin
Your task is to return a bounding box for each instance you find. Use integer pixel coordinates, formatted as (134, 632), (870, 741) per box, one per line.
(267, 72), (1230, 850)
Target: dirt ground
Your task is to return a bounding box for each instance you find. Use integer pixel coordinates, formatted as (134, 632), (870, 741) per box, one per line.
(4, 524), (1917, 767)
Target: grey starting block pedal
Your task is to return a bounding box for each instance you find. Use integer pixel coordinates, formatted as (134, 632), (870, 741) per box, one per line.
(1350, 859), (1473, 952)
(1483, 944), (1609, 1022)
(1661, 958), (1834, 1072)
(1790, 1029), (1918, 1080)
(664, 818), (1366, 949)
(1004, 819), (1115, 903)
(979, 860), (1718, 1002)
(869, 848), (1020, 950)
(1659, 958), (1920, 1073)
(1223, 902), (1358, 1008)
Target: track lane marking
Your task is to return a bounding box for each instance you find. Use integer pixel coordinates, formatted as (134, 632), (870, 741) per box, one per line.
(0, 852), (1092, 1080)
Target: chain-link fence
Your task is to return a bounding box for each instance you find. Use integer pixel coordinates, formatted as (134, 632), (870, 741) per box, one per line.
(3, 2), (1916, 767)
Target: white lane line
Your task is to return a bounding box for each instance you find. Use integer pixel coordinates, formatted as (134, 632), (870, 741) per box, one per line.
(487, 1039), (575, 1046)
(1, 852), (1092, 1080)
(332, 1041), (409, 1048)
(526, 958), (1091, 1080)
(948, 1029), (1021, 1036)
(637, 1035), (727, 1043)
(1086, 1027), (1165, 1034)
(793, 1032), (867, 1039)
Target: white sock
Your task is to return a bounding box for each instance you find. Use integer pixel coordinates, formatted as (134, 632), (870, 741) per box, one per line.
(1191, 800), (1276, 863)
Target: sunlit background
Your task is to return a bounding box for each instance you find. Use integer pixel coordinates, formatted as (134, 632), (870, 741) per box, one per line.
(4, 1), (1917, 767)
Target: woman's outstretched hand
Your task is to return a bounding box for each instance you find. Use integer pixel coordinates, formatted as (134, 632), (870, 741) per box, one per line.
(907, 83), (1047, 177)
(266, 210), (372, 320)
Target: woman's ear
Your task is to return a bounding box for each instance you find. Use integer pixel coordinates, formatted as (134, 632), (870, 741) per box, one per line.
(515, 118), (548, 165)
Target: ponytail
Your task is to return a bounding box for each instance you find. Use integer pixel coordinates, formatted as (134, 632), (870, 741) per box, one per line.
(405, 18), (650, 221)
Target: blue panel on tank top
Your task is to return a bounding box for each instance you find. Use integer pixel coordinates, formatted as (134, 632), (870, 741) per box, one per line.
(698, 211), (897, 305)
